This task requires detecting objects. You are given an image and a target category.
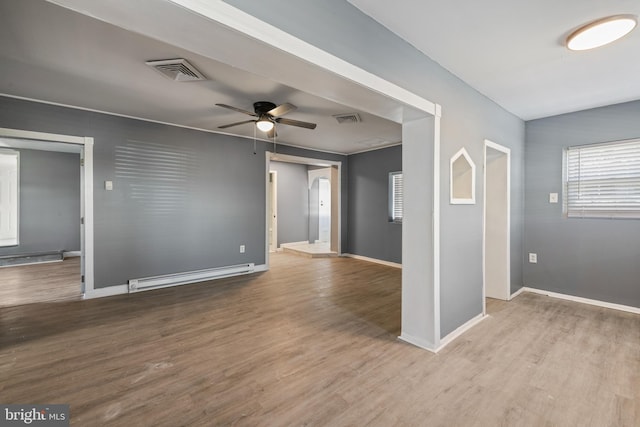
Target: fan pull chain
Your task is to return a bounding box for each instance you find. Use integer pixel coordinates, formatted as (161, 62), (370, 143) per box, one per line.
(273, 128), (277, 154)
(253, 124), (257, 155)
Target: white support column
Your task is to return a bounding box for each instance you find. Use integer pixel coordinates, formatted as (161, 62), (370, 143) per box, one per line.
(399, 110), (441, 351)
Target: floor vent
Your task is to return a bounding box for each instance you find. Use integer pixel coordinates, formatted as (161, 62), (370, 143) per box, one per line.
(146, 58), (207, 82)
(128, 263), (254, 293)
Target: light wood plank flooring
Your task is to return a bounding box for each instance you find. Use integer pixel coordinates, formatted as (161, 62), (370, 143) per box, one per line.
(0, 257), (81, 307)
(1, 253), (638, 426)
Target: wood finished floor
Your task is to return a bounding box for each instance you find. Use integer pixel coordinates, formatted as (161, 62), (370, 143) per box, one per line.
(1, 253), (638, 426)
(0, 258), (81, 307)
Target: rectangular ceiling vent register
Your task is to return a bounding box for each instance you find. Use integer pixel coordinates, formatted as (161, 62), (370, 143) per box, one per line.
(333, 113), (361, 124)
(146, 58), (206, 82)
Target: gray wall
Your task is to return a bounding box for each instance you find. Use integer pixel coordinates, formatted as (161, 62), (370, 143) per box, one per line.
(0, 149), (80, 256)
(269, 161), (309, 246)
(0, 96), (347, 288)
(347, 145), (402, 263)
(224, 0), (525, 336)
(525, 100), (640, 308)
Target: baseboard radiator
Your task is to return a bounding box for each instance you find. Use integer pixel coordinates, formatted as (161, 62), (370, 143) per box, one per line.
(128, 263), (255, 293)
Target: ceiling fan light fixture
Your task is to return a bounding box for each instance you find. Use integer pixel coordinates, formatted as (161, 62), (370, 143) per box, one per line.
(566, 15), (637, 51)
(256, 117), (274, 132)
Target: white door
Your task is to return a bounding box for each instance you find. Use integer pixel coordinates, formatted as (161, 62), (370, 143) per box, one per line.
(484, 141), (511, 303)
(318, 178), (331, 243)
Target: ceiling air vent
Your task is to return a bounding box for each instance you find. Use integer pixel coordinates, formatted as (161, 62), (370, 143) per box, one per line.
(146, 58), (206, 82)
(333, 113), (361, 124)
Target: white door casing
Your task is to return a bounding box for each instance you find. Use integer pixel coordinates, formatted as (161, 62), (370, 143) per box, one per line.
(483, 140), (511, 307)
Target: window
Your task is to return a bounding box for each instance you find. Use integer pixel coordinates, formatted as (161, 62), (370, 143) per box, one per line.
(389, 171), (403, 223)
(0, 150), (19, 246)
(564, 138), (640, 219)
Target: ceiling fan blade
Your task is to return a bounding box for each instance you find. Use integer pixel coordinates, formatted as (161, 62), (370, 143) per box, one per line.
(266, 127), (277, 139)
(215, 103), (257, 117)
(275, 117), (317, 129)
(268, 103), (297, 117)
(218, 119), (256, 129)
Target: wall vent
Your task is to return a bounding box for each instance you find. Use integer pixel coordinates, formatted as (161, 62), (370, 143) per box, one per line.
(333, 113), (361, 124)
(146, 58), (207, 82)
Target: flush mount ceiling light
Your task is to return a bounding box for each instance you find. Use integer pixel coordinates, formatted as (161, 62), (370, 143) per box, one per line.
(256, 116), (274, 132)
(566, 15), (637, 51)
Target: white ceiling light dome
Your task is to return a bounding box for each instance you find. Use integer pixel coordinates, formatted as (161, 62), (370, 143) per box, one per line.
(256, 117), (274, 132)
(567, 15), (637, 51)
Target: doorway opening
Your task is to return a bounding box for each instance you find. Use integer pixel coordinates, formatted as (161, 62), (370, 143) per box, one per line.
(0, 127), (95, 302)
(317, 177), (331, 244)
(266, 153), (341, 262)
(0, 137), (82, 306)
(483, 139), (511, 311)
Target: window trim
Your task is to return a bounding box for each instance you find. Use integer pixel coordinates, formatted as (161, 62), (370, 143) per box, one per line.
(563, 137), (640, 219)
(388, 171), (403, 224)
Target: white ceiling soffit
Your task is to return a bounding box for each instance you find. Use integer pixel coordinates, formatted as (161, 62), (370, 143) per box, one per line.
(42, 0), (429, 121)
(348, 0), (640, 120)
(2, 0), (435, 153)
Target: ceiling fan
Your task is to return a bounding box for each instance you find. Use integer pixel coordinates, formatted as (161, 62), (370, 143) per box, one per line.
(216, 101), (317, 138)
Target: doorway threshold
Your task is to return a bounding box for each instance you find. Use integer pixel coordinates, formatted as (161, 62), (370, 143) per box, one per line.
(280, 242), (337, 258)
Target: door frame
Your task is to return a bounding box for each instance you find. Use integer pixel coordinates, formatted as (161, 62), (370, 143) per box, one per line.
(268, 170), (278, 252)
(265, 152), (342, 268)
(482, 139), (511, 314)
(317, 177), (331, 243)
(0, 127), (95, 298)
(0, 149), (20, 246)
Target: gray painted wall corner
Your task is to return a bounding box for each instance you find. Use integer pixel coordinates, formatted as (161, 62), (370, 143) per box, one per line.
(524, 100), (640, 308)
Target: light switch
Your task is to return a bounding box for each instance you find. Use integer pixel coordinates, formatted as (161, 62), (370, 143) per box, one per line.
(105, 181), (113, 191)
(549, 192), (558, 203)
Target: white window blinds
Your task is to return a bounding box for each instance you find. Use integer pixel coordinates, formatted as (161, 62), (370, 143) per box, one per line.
(389, 172), (403, 223)
(564, 138), (640, 219)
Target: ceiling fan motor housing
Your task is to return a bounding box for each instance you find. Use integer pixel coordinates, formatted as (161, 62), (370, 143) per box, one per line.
(254, 101), (277, 115)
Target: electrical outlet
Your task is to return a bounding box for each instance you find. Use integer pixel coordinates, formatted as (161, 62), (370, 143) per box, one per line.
(240, 245), (245, 253)
(105, 180), (113, 191)
(528, 253), (537, 263)
(549, 192), (558, 203)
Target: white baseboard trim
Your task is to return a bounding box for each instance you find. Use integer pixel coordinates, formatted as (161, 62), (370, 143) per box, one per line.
(83, 264), (266, 300)
(435, 313), (488, 353)
(254, 264), (268, 273)
(84, 284), (128, 299)
(510, 286), (526, 300)
(0, 259), (62, 268)
(398, 333), (437, 353)
(522, 287), (640, 315)
(342, 253), (402, 269)
(63, 251), (82, 258)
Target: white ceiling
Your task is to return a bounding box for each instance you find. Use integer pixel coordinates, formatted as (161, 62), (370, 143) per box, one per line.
(348, 0), (640, 120)
(2, 0), (638, 153)
(0, 0), (402, 155)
